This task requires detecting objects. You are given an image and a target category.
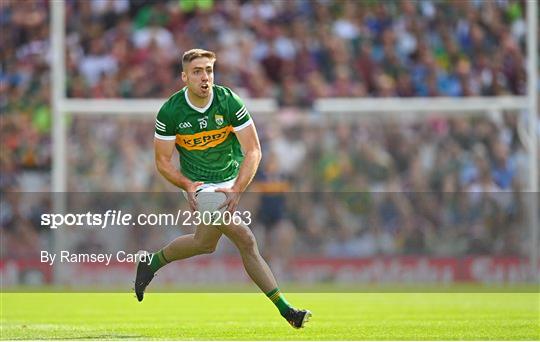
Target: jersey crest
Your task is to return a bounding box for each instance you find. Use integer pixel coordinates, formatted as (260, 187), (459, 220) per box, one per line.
(215, 114), (224, 127)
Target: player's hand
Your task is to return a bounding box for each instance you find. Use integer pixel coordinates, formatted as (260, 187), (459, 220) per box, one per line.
(215, 187), (241, 213)
(185, 181), (204, 212)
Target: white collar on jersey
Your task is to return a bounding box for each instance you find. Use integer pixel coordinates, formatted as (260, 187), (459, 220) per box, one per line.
(184, 87), (214, 113)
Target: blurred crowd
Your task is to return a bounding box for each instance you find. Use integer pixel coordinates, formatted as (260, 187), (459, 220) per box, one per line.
(62, 0), (528, 102)
(2, 113), (532, 260)
(1, 0), (536, 261)
(66, 114), (530, 260)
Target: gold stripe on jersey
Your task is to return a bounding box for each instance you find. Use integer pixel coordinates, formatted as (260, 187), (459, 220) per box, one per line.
(176, 126), (232, 151)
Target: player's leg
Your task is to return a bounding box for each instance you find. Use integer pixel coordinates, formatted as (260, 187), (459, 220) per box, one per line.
(140, 183), (222, 273)
(153, 225), (222, 268)
(134, 225), (222, 302)
(217, 221), (311, 328)
(219, 221), (277, 292)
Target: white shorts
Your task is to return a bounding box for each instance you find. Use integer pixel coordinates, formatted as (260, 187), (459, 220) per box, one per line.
(181, 178), (236, 199)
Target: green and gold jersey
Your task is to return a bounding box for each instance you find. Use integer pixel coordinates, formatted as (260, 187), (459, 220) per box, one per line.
(154, 85), (253, 183)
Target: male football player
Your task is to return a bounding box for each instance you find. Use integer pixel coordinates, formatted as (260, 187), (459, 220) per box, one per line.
(134, 49), (311, 328)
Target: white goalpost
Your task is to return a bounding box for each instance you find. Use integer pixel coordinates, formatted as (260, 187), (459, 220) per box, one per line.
(50, 0), (538, 281)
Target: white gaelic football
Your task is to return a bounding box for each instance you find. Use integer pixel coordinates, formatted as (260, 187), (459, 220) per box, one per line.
(196, 188), (227, 214)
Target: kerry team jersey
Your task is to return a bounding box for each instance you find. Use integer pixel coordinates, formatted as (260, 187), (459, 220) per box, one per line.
(154, 85), (253, 183)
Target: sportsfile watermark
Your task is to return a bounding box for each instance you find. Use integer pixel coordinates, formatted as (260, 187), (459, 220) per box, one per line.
(40, 250), (152, 266)
(2, 192), (538, 292)
(40, 209), (252, 229)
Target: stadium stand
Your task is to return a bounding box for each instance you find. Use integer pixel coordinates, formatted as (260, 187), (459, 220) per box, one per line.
(1, 0), (533, 263)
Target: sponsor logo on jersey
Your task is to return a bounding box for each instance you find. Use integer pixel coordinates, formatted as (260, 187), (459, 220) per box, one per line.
(176, 126), (232, 150)
(215, 114), (224, 126)
(179, 122), (192, 129)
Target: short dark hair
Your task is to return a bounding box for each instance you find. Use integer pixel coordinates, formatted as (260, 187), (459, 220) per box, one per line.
(181, 49), (216, 70)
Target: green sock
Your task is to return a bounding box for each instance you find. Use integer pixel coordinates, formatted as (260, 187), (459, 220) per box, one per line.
(266, 288), (293, 316)
(148, 249), (169, 273)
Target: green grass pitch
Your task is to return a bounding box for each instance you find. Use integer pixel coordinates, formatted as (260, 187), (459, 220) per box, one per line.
(1, 291), (538, 340)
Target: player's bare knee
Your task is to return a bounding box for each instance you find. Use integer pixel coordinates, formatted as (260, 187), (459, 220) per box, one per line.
(194, 239), (217, 254)
(198, 242), (217, 254)
(235, 229), (258, 254)
(201, 244), (217, 254)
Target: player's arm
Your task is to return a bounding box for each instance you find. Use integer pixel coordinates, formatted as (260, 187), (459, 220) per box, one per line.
(154, 138), (190, 190)
(154, 102), (203, 210)
(154, 138), (203, 210)
(232, 122), (262, 192)
(217, 123), (261, 212)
